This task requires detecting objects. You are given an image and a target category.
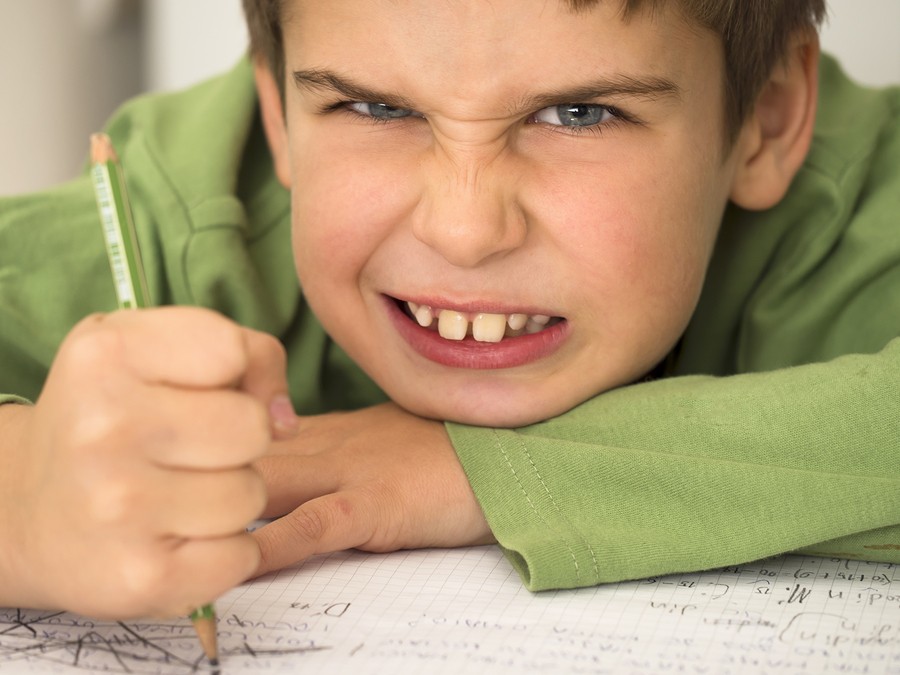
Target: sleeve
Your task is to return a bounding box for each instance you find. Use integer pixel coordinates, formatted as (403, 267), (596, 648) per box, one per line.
(0, 175), (117, 404)
(448, 340), (900, 591)
(446, 58), (900, 592)
(0, 396), (31, 406)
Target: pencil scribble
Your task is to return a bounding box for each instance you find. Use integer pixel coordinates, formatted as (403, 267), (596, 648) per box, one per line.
(0, 608), (328, 674)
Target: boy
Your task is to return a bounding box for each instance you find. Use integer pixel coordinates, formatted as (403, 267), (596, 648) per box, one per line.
(0, 0), (898, 620)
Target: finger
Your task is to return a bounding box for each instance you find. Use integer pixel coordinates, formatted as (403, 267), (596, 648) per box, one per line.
(143, 534), (261, 618)
(251, 493), (373, 577)
(237, 329), (299, 439)
(254, 454), (342, 518)
(152, 467), (267, 538)
(143, 387), (270, 469)
(72, 308), (251, 390)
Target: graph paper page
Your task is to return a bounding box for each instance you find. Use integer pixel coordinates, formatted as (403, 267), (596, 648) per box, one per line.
(2, 547), (899, 674)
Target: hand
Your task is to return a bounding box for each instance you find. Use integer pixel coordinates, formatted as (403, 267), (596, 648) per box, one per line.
(0, 308), (297, 618)
(251, 402), (495, 576)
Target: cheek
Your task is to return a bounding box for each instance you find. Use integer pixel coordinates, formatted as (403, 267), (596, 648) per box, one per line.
(538, 155), (723, 327)
(618, 178), (724, 333)
(288, 133), (417, 292)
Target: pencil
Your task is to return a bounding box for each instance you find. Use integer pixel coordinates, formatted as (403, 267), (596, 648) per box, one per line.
(89, 133), (149, 310)
(89, 132), (219, 669)
(189, 605), (220, 668)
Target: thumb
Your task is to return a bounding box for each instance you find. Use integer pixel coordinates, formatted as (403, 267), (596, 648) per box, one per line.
(267, 394), (300, 440)
(239, 328), (299, 440)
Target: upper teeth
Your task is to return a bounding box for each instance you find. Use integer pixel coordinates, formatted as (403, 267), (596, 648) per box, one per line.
(407, 302), (553, 342)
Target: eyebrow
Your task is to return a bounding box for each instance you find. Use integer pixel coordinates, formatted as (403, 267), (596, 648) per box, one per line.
(514, 75), (682, 111)
(293, 69), (418, 110)
(292, 68), (681, 114)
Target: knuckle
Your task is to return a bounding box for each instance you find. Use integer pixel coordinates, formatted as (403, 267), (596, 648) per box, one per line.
(286, 505), (330, 544)
(85, 473), (143, 526)
(330, 494), (356, 520)
(284, 496), (358, 547)
(117, 550), (171, 610)
(60, 318), (123, 372)
(67, 411), (125, 458)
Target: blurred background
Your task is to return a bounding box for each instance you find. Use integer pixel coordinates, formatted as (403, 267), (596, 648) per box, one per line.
(1, 0), (898, 196)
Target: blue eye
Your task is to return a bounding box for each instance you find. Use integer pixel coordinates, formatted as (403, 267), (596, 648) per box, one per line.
(533, 104), (614, 128)
(348, 102), (421, 120)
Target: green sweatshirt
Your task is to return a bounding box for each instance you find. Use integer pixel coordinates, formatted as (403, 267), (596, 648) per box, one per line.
(1, 56), (898, 592)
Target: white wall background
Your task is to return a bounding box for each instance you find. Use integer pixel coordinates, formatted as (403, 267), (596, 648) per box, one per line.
(141, 0), (900, 91)
(0, 0), (144, 196)
(819, 0), (900, 87)
(1, 0), (898, 196)
(143, 0), (248, 92)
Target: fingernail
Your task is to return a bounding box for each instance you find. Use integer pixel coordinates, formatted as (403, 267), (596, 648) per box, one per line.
(269, 394), (299, 435)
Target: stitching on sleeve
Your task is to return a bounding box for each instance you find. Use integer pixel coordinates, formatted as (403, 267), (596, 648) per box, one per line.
(518, 435), (601, 584)
(494, 429), (581, 582)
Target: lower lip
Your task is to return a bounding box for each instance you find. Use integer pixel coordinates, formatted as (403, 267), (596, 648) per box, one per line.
(385, 297), (570, 370)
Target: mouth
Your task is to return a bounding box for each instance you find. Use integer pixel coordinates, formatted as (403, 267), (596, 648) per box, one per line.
(385, 296), (569, 369)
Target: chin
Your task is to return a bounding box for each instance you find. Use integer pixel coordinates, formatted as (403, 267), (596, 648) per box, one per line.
(393, 388), (578, 429)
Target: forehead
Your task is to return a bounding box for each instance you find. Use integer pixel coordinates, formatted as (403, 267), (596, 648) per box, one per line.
(282, 0), (722, 117)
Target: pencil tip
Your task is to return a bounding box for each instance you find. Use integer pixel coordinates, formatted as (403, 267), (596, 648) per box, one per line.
(191, 606), (219, 666)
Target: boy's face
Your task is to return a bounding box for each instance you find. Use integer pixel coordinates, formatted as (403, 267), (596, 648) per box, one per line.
(270, 0), (744, 427)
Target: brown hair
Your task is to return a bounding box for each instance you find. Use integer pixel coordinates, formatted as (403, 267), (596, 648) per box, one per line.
(241, 0), (826, 141)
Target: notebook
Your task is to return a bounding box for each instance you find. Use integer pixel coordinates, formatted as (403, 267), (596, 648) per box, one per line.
(2, 546), (898, 673)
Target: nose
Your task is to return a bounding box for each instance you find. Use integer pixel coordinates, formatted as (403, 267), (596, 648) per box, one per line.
(411, 143), (527, 268)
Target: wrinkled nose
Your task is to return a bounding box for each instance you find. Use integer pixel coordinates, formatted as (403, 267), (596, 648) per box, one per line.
(411, 145), (527, 268)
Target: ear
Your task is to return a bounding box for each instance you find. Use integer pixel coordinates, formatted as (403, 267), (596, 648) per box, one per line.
(729, 31), (820, 211)
(253, 57), (293, 189)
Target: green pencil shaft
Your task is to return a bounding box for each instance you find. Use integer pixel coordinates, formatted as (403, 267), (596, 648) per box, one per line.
(190, 604), (216, 621)
(90, 136), (216, 657)
(90, 159), (150, 309)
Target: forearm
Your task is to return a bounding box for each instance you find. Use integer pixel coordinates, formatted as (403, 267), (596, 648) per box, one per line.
(449, 338), (900, 590)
